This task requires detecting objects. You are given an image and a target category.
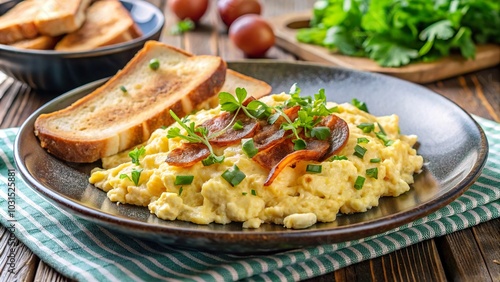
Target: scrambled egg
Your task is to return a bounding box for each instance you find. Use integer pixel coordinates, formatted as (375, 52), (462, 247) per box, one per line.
(89, 94), (423, 229)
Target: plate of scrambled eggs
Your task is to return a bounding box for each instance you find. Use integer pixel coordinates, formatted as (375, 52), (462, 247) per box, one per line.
(15, 61), (487, 253)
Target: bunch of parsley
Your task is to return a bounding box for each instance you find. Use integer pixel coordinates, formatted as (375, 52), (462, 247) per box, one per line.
(296, 0), (500, 67)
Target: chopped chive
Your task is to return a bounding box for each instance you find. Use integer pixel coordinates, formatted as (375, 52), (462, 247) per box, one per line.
(370, 158), (381, 163)
(202, 154), (225, 166)
(149, 58), (160, 70)
(353, 145), (367, 159)
(306, 164), (322, 173)
(221, 165), (246, 186)
(178, 187), (183, 195)
(354, 176), (365, 190)
(242, 138), (258, 158)
(377, 123), (387, 135)
(251, 189), (257, 196)
(242, 192), (248, 195)
(233, 120), (244, 130)
(357, 123), (375, 133)
(120, 85), (127, 93)
(174, 175), (194, 185)
(352, 98), (369, 113)
(329, 155), (348, 161)
(375, 131), (394, 146)
(357, 137), (370, 144)
(366, 167), (378, 179)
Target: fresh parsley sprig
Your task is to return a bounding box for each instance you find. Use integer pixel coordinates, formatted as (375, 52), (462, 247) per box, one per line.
(297, 0), (500, 67)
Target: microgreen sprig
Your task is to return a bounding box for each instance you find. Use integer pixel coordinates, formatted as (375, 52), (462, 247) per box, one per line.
(167, 110), (224, 166)
(120, 168), (143, 186)
(128, 146), (146, 165)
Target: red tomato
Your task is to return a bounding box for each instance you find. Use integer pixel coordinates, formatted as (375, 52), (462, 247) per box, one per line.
(217, 0), (262, 27)
(229, 15), (275, 57)
(168, 0), (208, 22)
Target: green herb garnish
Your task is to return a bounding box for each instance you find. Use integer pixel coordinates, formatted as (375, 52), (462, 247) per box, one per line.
(149, 58), (160, 70)
(329, 155), (348, 161)
(357, 123), (375, 133)
(129, 146), (146, 165)
(354, 176), (365, 190)
(241, 138), (258, 158)
(120, 168), (143, 186)
(357, 137), (370, 144)
(120, 85), (127, 93)
(251, 189), (257, 196)
(353, 145), (367, 159)
(306, 164), (322, 173)
(352, 98), (369, 113)
(375, 123), (394, 146)
(232, 120), (244, 130)
(366, 167), (378, 179)
(174, 175), (194, 185)
(178, 187), (183, 195)
(370, 158), (381, 163)
(167, 110), (224, 166)
(221, 165), (246, 187)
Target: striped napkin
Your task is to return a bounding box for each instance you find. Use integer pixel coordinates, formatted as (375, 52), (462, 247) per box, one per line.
(1, 116), (499, 282)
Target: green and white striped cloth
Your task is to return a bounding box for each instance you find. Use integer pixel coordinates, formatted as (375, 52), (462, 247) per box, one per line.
(1, 116), (499, 282)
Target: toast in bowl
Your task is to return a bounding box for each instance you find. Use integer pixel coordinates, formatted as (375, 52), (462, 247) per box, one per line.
(0, 0), (41, 44)
(35, 0), (90, 36)
(55, 0), (142, 51)
(35, 41), (227, 163)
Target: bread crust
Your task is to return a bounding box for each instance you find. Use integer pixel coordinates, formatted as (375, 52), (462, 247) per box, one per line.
(10, 35), (59, 50)
(34, 41), (227, 163)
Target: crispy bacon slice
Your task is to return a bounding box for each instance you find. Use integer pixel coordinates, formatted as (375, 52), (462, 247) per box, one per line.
(319, 114), (349, 161)
(252, 138), (295, 171)
(209, 115), (259, 146)
(253, 137), (331, 186)
(165, 143), (210, 167)
(252, 105), (300, 150)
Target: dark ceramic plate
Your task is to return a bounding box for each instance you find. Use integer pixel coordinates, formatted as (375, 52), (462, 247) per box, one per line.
(14, 62), (488, 253)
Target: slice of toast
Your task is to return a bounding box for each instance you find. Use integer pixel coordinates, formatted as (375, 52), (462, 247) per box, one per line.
(9, 35), (59, 50)
(55, 0), (142, 51)
(35, 0), (90, 36)
(0, 0), (41, 44)
(34, 41), (227, 163)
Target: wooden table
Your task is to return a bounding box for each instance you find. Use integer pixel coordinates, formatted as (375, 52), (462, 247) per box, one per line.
(1, 1), (499, 281)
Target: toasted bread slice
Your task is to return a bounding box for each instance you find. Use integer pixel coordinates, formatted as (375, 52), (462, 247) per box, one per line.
(55, 0), (142, 51)
(35, 0), (90, 36)
(0, 0), (41, 44)
(10, 35), (59, 50)
(34, 41), (227, 163)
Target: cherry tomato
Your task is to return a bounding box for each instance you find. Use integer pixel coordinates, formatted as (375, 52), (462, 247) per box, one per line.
(217, 0), (262, 27)
(168, 0), (208, 22)
(229, 15), (275, 57)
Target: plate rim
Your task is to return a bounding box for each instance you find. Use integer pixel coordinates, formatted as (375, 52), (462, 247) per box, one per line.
(13, 60), (489, 251)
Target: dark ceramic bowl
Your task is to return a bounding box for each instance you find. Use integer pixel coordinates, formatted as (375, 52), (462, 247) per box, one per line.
(0, 0), (164, 93)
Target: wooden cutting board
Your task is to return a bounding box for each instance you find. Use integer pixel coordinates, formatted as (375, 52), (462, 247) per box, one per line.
(270, 11), (500, 83)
